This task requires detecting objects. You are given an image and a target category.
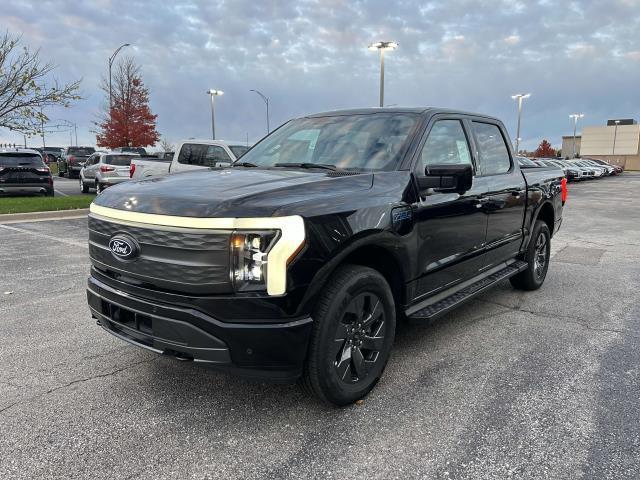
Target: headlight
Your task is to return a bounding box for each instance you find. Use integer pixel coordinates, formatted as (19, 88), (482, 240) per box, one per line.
(230, 230), (280, 292)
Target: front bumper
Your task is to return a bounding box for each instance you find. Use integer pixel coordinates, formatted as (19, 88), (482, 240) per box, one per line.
(87, 275), (313, 381)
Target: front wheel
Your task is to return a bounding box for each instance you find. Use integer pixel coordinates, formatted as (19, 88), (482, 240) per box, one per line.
(302, 265), (396, 406)
(80, 177), (89, 193)
(510, 220), (551, 290)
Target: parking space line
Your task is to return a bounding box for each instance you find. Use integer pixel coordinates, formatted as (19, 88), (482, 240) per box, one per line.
(0, 223), (88, 248)
(55, 190), (69, 197)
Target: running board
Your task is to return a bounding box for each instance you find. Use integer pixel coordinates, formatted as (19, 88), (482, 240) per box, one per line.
(407, 260), (528, 321)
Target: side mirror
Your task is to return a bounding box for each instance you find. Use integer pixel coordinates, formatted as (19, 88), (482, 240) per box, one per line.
(417, 164), (473, 194)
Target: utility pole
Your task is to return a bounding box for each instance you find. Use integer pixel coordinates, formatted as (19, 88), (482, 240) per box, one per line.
(612, 120), (620, 155)
(368, 41), (398, 108)
(206, 89), (223, 140)
(511, 93), (531, 153)
(569, 114), (584, 158)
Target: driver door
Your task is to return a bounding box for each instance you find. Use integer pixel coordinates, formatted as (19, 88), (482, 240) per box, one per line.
(411, 117), (489, 300)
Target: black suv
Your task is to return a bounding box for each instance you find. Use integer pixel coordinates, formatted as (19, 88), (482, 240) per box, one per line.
(86, 108), (565, 405)
(0, 149), (53, 196)
(58, 146), (95, 178)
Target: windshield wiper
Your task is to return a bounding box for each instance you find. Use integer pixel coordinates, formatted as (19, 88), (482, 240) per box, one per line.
(273, 162), (337, 171)
(232, 161), (258, 167)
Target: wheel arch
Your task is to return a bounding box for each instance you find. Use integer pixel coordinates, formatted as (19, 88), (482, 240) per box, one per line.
(297, 232), (408, 317)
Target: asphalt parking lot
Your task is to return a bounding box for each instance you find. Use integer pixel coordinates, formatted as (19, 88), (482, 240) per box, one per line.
(52, 176), (93, 197)
(1, 173), (639, 479)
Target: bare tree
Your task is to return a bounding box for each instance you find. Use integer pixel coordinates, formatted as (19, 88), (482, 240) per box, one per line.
(0, 31), (81, 134)
(160, 137), (174, 152)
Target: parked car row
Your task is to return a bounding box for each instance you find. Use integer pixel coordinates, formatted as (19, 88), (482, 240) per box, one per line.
(516, 156), (622, 182)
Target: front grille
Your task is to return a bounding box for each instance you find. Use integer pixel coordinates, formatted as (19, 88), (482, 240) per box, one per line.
(88, 215), (232, 294)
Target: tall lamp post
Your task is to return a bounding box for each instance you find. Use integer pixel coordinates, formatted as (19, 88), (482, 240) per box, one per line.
(569, 113), (584, 158)
(368, 41), (398, 108)
(109, 43), (131, 110)
(249, 89), (270, 134)
(206, 89), (224, 140)
(511, 93), (531, 153)
(612, 119), (621, 155)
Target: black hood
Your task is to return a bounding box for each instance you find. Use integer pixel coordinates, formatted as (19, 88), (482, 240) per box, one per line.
(93, 168), (374, 217)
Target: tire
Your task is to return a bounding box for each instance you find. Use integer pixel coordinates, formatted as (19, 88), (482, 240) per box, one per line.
(510, 220), (551, 291)
(58, 168), (64, 178)
(96, 181), (103, 194)
(80, 177), (89, 193)
(301, 265), (396, 406)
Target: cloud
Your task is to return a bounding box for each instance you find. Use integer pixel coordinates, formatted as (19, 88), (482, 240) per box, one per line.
(1, 0), (640, 151)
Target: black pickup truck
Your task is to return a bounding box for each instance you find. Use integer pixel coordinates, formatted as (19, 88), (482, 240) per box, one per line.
(86, 108), (566, 406)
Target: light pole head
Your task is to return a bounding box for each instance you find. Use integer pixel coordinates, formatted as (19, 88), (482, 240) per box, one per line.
(368, 41), (398, 51)
(207, 89), (224, 96)
(511, 93), (531, 100)
(569, 113), (584, 120)
(615, 120), (620, 125)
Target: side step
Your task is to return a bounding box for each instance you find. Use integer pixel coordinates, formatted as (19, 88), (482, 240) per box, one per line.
(407, 260), (528, 321)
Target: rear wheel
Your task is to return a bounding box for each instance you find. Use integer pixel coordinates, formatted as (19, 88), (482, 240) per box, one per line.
(510, 220), (551, 290)
(302, 265), (396, 406)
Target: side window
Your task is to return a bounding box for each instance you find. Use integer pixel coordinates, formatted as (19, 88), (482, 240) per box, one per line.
(418, 120), (472, 172)
(472, 122), (511, 175)
(205, 145), (232, 166)
(178, 143), (207, 166)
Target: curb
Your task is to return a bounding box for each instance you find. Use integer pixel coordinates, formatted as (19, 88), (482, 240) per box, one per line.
(0, 208), (89, 224)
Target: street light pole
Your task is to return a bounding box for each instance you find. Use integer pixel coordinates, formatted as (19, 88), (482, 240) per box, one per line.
(368, 41), (398, 108)
(206, 89), (224, 140)
(249, 89), (270, 134)
(569, 113), (584, 158)
(109, 43), (131, 111)
(612, 120), (620, 155)
(511, 93), (530, 153)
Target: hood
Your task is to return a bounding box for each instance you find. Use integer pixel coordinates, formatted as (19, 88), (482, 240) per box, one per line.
(93, 167), (373, 217)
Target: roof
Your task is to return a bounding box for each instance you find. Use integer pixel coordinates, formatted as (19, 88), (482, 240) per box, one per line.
(304, 106), (499, 120)
(0, 147), (42, 155)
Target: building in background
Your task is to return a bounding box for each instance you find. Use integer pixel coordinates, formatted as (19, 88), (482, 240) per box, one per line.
(564, 119), (640, 170)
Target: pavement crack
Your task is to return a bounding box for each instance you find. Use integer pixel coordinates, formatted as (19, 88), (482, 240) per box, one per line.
(0, 358), (156, 415)
(474, 298), (638, 338)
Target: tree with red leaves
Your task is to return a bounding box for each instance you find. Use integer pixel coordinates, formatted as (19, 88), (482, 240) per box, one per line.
(95, 57), (159, 148)
(533, 139), (557, 158)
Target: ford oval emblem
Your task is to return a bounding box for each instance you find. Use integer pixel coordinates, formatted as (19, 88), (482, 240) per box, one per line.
(109, 235), (138, 260)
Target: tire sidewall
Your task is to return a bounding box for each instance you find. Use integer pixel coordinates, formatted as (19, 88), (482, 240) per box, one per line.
(311, 268), (396, 405)
(527, 221), (551, 288)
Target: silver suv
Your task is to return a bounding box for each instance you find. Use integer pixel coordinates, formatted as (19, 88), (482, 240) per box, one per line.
(80, 152), (138, 193)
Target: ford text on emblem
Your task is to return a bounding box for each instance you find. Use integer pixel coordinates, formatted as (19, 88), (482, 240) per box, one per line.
(109, 236), (138, 260)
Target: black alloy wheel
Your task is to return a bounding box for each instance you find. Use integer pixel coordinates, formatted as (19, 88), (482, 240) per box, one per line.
(333, 292), (387, 384)
(510, 220), (551, 291)
(302, 264), (396, 406)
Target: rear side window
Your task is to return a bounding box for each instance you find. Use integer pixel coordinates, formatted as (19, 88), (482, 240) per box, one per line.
(472, 122), (511, 175)
(418, 120), (472, 172)
(0, 154), (44, 167)
(104, 155), (133, 166)
(178, 144), (232, 167)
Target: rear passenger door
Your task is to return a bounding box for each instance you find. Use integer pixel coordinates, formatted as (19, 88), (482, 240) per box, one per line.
(470, 121), (526, 267)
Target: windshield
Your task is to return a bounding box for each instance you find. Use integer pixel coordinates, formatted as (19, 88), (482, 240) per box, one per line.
(0, 153), (45, 167)
(104, 154), (134, 166)
(237, 113), (419, 171)
(229, 145), (250, 158)
(68, 147), (95, 155)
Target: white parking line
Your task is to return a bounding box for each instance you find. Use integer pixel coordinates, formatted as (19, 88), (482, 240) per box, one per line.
(55, 190), (69, 197)
(0, 223), (88, 248)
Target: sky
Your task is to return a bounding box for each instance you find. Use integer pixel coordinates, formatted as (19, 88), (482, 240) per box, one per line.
(1, 0), (640, 151)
